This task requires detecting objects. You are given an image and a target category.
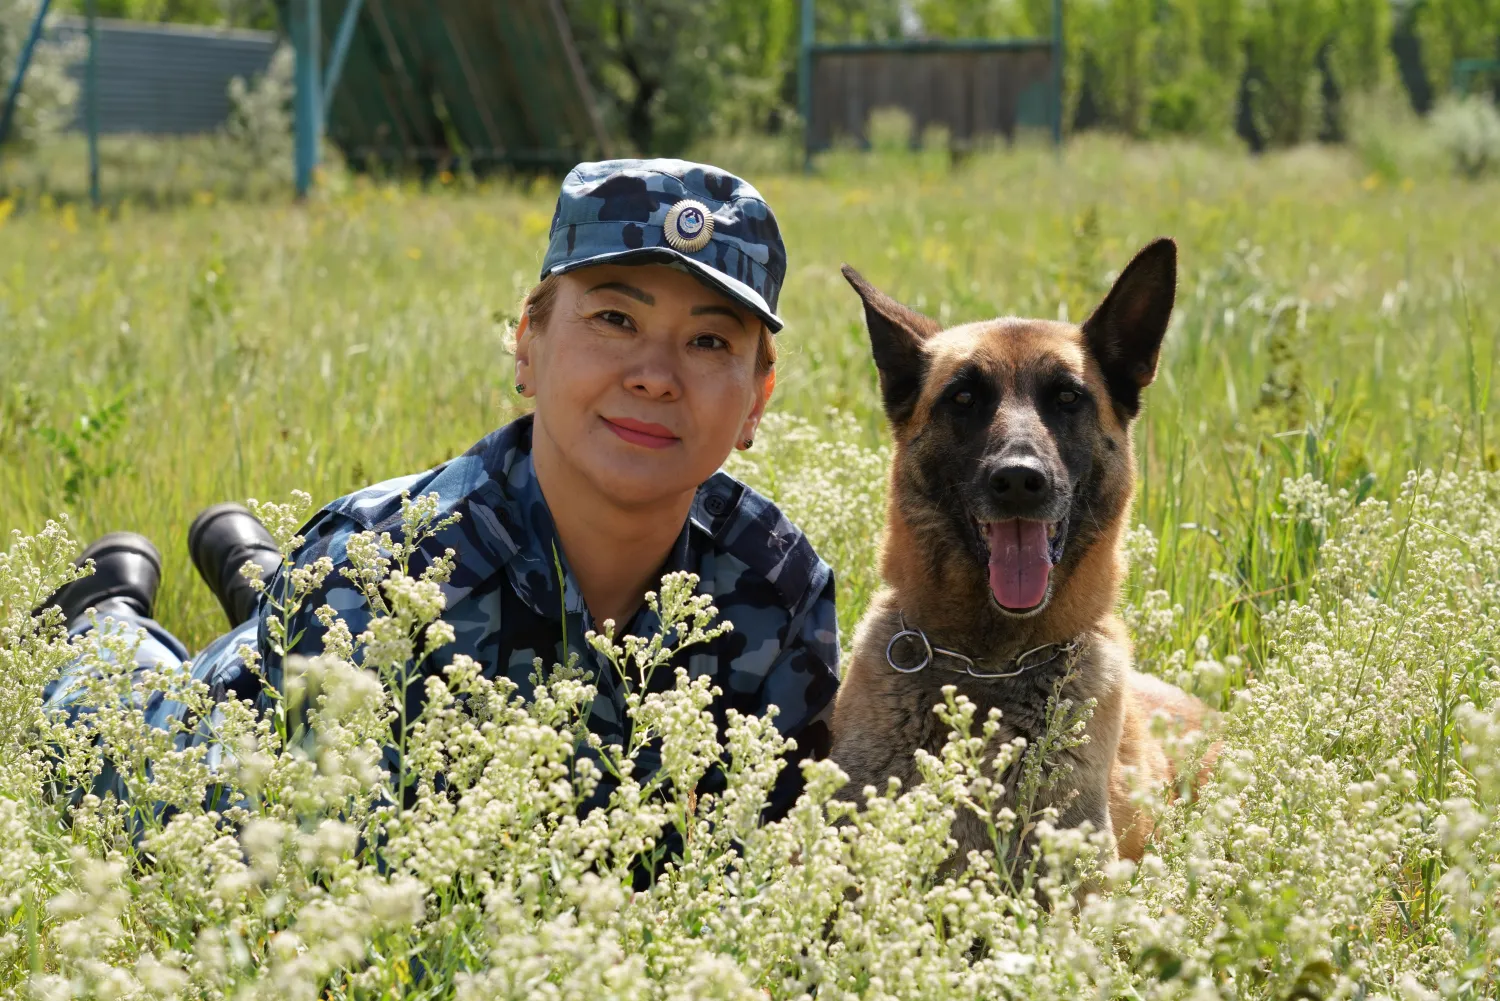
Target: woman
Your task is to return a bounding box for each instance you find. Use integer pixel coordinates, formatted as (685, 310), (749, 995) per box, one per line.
(44, 159), (840, 822)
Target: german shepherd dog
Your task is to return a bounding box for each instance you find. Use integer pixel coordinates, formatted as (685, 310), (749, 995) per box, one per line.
(829, 238), (1208, 867)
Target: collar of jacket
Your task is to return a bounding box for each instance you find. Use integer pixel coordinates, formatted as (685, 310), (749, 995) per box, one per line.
(399, 414), (742, 637)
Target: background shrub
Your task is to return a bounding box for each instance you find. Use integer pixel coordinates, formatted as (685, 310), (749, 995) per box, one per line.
(1430, 93), (1500, 176)
(0, 0), (80, 147)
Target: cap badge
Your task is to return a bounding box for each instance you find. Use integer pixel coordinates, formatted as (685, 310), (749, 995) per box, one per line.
(663, 199), (714, 253)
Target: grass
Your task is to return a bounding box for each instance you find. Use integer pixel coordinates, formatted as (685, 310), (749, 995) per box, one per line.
(2, 134), (1493, 658)
(0, 133), (294, 210)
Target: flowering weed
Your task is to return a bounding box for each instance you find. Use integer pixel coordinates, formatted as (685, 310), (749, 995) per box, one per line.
(2, 458), (1498, 997)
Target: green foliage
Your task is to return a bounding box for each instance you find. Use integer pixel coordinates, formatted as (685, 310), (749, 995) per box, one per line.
(29, 0), (1495, 156)
(561, 0), (910, 153)
(1346, 83), (1449, 180)
(1074, 0), (1161, 137)
(1330, 0), (1394, 96)
(222, 42), (292, 178)
(1240, 0), (1341, 146)
(0, 0), (81, 147)
(1145, 0), (1243, 137)
(813, 0), (908, 42)
(1416, 0), (1500, 98)
(56, 0), (275, 29)
(565, 0), (803, 155)
(910, 0), (1048, 36)
(1430, 93), (1500, 176)
(33, 393), (129, 505)
(911, 0), (1394, 146)
(31, 0), (1490, 154)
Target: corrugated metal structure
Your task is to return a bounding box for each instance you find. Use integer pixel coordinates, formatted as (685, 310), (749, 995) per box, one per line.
(275, 0), (608, 173)
(806, 40), (1055, 151)
(51, 17), (277, 136)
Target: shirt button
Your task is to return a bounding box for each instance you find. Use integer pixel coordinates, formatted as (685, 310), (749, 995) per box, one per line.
(704, 494), (727, 516)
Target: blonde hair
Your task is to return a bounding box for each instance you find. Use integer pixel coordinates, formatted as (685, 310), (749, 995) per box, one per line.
(519, 274), (777, 375)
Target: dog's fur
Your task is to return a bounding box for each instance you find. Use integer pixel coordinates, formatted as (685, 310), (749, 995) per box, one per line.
(829, 239), (1209, 867)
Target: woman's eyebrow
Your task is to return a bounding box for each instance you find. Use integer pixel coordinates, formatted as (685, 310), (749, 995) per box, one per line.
(587, 282), (655, 305)
(690, 304), (746, 329)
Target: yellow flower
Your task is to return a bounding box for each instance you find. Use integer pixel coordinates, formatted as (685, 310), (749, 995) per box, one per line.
(1361, 173), (1381, 191)
(438, 170), (454, 185)
(521, 210), (550, 239)
(406, 247), (423, 260)
(0, 197), (13, 227)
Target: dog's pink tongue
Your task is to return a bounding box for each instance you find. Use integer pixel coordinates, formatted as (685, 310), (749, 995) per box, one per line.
(988, 519), (1051, 610)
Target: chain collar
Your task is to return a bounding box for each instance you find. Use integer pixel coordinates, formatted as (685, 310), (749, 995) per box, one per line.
(884, 611), (1083, 680)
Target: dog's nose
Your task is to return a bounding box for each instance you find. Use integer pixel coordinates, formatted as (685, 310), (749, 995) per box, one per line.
(988, 458), (1051, 502)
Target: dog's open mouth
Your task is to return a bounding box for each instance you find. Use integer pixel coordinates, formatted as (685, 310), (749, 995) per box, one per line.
(976, 518), (1066, 613)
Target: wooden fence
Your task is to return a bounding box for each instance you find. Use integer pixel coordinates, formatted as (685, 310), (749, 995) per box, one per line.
(806, 40), (1056, 151)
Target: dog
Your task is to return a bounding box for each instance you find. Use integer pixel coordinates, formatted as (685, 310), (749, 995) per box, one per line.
(829, 238), (1209, 869)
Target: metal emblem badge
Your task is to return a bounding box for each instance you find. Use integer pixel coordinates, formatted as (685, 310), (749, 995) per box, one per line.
(663, 199), (714, 252)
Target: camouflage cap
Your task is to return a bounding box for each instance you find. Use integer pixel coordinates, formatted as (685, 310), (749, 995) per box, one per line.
(541, 158), (787, 332)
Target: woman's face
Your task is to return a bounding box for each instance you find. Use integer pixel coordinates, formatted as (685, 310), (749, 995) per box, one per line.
(515, 263), (772, 509)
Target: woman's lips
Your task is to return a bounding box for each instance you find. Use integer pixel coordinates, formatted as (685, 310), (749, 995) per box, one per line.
(603, 416), (679, 450)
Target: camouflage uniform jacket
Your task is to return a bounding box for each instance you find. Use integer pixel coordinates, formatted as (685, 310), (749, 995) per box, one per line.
(160, 414), (840, 819)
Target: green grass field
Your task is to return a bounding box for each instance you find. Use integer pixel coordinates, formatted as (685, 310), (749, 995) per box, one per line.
(3, 136), (1493, 655)
(4, 135), (1500, 997)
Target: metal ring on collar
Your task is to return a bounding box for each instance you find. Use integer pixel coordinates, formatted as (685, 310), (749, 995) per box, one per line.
(885, 628), (933, 674)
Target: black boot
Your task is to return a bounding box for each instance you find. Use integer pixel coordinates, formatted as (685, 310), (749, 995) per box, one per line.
(45, 532), (163, 625)
(188, 504), (283, 629)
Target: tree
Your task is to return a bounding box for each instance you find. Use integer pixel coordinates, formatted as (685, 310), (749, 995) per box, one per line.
(563, 0), (913, 155)
(1417, 0), (1500, 98)
(563, 0), (760, 156)
(57, 0), (276, 28)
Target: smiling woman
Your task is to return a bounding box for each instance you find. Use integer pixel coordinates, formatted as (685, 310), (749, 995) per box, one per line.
(515, 264), (778, 626)
(40, 160), (841, 833)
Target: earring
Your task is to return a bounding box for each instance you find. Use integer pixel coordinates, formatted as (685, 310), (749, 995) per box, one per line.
(739, 437), (754, 450)
(514, 383), (525, 394)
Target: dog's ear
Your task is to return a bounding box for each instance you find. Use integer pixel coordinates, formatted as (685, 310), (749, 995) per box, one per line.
(1082, 238), (1177, 419)
(842, 264), (942, 425)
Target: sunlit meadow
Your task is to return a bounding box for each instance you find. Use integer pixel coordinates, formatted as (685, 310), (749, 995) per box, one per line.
(2, 135), (1499, 997)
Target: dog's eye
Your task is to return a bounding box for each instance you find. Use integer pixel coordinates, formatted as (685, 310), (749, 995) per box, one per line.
(1057, 389), (1080, 406)
(951, 389), (975, 407)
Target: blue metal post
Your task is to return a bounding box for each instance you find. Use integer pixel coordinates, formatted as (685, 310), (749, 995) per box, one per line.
(1051, 0), (1063, 149)
(799, 0), (814, 170)
(86, 0), (100, 207)
(322, 0), (363, 117)
(0, 0), (54, 147)
(291, 0), (322, 197)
